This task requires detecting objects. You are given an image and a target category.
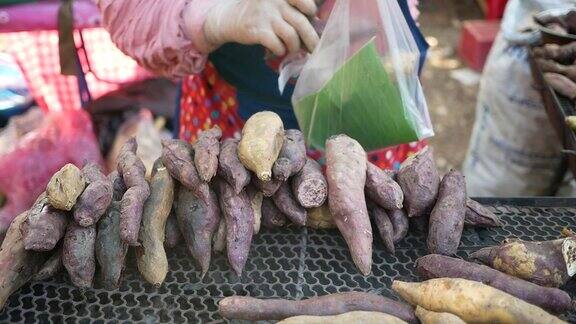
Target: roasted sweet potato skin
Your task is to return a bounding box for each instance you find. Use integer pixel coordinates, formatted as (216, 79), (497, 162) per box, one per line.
(46, 163), (85, 211)
(96, 201), (128, 290)
(253, 177), (283, 197)
(0, 212), (45, 310)
(161, 139), (208, 197)
(416, 254), (573, 314)
(397, 147), (440, 218)
(369, 203), (395, 254)
(427, 170), (466, 256)
(175, 185), (220, 277)
(218, 292), (416, 323)
(464, 198), (501, 227)
(215, 178), (254, 276)
(23, 193), (68, 252)
(388, 208), (409, 243)
(326, 135), (372, 275)
(63, 223), (96, 289)
(193, 126), (222, 182)
(73, 163), (113, 227)
(272, 182), (307, 226)
(118, 138), (150, 245)
(291, 158), (327, 208)
(365, 162), (403, 210)
(136, 161), (175, 286)
(272, 129), (306, 181)
(261, 197), (287, 228)
(218, 138), (251, 194)
(164, 211), (181, 249)
(33, 247), (63, 281)
(471, 238), (575, 288)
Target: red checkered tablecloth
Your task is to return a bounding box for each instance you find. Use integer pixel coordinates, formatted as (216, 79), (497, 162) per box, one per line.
(4, 28), (151, 111)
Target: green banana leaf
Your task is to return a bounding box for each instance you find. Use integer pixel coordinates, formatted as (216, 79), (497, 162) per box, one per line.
(294, 39), (420, 151)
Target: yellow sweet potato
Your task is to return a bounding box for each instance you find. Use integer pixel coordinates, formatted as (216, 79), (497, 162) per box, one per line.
(392, 278), (566, 324)
(238, 111), (284, 181)
(46, 163), (85, 211)
(136, 161), (174, 286)
(306, 204), (335, 229)
(278, 311), (407, 324)
(415, 306), (465, 324)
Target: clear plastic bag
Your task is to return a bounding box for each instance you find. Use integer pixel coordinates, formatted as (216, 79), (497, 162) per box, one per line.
(291, 0), (432, 151)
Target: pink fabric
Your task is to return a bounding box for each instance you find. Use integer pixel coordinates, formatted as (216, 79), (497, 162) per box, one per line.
(96, 0), (420, 78)
(96, 0), (207, 77)
(0, 0), (101, 33)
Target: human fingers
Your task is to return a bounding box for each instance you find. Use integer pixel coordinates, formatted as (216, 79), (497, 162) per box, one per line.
(287, 0), (318, 17)
(272, 18), (302, 54)
(282, 6), (320, 52)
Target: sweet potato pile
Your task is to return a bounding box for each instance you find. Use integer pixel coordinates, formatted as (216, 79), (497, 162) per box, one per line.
(2, 111), (569, 324)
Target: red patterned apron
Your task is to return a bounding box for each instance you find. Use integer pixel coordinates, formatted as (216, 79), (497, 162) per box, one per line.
(179, 62), (427, 170)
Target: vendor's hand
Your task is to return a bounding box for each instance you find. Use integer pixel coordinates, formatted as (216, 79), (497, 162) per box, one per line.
(202, 0), (321, 56)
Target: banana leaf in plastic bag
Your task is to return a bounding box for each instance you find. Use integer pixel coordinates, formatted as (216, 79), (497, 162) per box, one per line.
(291, 0), (433, 151)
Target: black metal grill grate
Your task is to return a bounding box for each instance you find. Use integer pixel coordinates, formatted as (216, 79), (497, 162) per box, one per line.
(2, 198), (576, 323)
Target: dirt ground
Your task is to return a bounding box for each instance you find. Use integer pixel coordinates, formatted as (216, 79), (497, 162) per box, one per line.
(418, 0), (484, 173)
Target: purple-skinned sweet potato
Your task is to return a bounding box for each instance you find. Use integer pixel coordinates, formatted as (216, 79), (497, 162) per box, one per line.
(416, 254), (573, 314)
(365, 162), (403, 210)
(272, 129), (306, 181)
(388, 208), (409, 244)
(164, 211), (181, 249)
(74, 163), (113, 227)
(193, 126), (222, 182)
(218, 292), (416, 323)
(33, 246), (63, 281)
(118, 138), (150, 245)
(218, 138), (251, 194)
(470, 237), (576, 288)
(326, 135), (372, 275)
(397, 147), (440, 218)
(464, 198), (502, 227)
(291, 158), (327, 208)
(215, 178), (254, 276)
(176, 184), (220, 277)
(161, 139), (209, 198)
(22, 193), (68, 252)
(108, 170), (126, 202)
(261, 197), (287, 228)
(272, 182), (307, 226)
(368, 203), (395, 254)
(427, 170), (466, 256)
(0, 212), (45, 309)
(96, 201), (128, 290)
(63, 223), (96, 289)
(253, 177), (283, 197)
(212, 218), (227, 254)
